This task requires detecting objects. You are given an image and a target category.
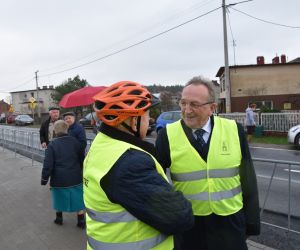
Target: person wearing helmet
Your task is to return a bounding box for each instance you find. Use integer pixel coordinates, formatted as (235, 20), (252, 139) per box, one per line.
(83, 81), (194, 250)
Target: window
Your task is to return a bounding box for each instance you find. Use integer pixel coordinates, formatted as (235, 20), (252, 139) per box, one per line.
(283, 103), (291, 110)
(220, 77), (225, 92)
(173, 112), (181, 121)
(250, 101), (273, 110)
(162, 112), (173, 120)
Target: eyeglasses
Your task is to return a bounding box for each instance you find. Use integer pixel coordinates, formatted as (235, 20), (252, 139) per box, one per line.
(179, 100), (213, 109)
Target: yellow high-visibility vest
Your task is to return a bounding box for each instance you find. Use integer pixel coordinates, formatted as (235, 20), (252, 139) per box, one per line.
(83, 132), (173, 250)
(167, 116), (243, 216)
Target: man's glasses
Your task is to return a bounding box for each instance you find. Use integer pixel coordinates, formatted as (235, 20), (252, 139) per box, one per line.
(179, 100), (213, 109)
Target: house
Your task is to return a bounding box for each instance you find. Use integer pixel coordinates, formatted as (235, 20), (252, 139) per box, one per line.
(211, 80), (221, 107)
(0, 100), (10, 114)
(0, 100), (10, 122)
(216, 55), (300, 112)
(10, 85), (57, 119)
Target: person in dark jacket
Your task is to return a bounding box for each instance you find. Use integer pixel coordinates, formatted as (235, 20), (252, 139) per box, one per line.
(41, 120), (85, 228)
(156, 76), (260, 250)
(63, 112), (87, 166)
(39, 107), (60, 148)
(83, 81), (194, 250)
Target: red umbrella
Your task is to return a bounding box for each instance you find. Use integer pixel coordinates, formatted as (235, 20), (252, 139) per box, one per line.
(59, 86), (106, 108)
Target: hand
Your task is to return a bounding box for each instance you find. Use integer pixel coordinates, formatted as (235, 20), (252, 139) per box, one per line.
(41, 142), (47, 149)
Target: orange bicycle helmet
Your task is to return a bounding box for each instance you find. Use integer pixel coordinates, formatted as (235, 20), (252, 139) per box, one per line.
(93, 81), (158, 127)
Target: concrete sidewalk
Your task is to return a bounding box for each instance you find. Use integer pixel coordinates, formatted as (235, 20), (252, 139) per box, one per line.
(0, 149), (276, 250)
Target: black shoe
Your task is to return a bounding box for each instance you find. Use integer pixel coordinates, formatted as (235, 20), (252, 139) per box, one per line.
(54, 217), (63, 225)
(77, 214), (85, 229)
(76, 220), (85, 229)
(54, 212), (63, 225)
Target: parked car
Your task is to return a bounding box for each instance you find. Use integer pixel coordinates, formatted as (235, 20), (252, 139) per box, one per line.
(287, 124), (300, 149)
(15, 114), (34, 126)
(7, 114), (18, 124)
(156, 111), (181, 133)
(79, 112), (100, 128)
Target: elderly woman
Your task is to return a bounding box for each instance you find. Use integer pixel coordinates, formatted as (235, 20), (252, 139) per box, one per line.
(63, 112), (87, 166)
(41, 120), (85, 228)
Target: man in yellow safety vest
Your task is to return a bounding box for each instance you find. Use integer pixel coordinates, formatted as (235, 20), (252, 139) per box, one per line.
(156, 76), (260, 250)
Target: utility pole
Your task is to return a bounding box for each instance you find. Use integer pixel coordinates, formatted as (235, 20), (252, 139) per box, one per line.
(35, 70), (41, 121)
(222, 0), (231, 113)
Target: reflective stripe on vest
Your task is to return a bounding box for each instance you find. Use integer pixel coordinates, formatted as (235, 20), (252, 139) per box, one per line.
(86, 207), (138, 223)
(185, 185), (241, 201)
(88, 233), (168, 250)
(171, 167), (239, 182)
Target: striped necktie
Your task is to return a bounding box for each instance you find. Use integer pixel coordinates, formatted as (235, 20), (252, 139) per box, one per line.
(195, 129), (206, 147)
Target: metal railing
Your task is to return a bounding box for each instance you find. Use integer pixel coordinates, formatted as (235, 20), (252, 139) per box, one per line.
(0, 126), (94, 165)
(253, 157), (300, 236)
(261, 113), (300, 132)
(0, 126), (45, 165)
(219, 112), (300, 132)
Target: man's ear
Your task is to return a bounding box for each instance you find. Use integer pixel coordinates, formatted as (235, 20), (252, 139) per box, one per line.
(130, 117), (138, 132)
(210, 103), (217, 114)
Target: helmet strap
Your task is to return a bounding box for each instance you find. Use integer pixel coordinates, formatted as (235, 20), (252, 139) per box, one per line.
(136, 116), (141, 138)
(121, 116), (141, 138)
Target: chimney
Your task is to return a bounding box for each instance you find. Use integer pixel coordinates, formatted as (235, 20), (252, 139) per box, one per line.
(256, 56), (265, 65)
(272, 56), (280, 64)
(281, 54), (287, 64)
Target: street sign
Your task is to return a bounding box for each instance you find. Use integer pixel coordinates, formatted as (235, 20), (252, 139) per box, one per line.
(8, 105), (14, 113)
(28, 102), (37, 110)
(29, 97), (36, 103)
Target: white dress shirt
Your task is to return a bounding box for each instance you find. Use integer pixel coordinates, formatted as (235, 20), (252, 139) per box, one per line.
(192, 117), (212, 143)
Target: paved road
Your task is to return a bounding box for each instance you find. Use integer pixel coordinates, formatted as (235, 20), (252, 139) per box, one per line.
(250, 145), (300, 162)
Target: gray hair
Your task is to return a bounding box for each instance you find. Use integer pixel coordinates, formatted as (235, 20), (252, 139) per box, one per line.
(185, 76), (215, 102)
(54, 120), (68, 135)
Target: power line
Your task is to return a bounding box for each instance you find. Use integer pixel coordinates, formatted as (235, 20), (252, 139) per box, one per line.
(230, 7), (300, 29)
(39, 6), (221, 78)
(0, 77), (35, 93)
(2, 3), (221, 93)
(227, 0), (253, 7)
(39, 0), (219, 74)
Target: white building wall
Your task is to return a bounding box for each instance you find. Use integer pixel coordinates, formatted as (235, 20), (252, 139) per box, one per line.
(11, 87), (57, 115)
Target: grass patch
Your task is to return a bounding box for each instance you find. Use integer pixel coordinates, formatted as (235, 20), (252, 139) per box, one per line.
(252, 135), (288, 145)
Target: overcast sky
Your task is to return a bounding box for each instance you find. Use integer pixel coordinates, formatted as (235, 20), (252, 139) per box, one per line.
(0, 0), (299, 101)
